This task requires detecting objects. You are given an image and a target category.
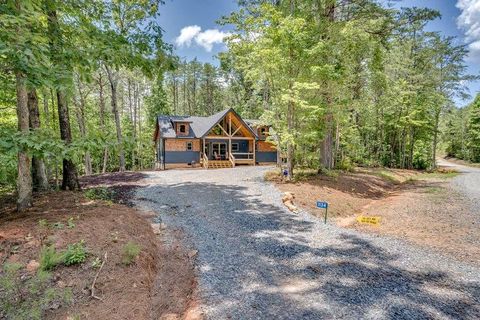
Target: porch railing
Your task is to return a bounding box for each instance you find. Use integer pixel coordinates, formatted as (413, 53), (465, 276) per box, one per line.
(229, 152), (236, 167)
(202, 153), (209, 169)
(232, 152), (254, 160)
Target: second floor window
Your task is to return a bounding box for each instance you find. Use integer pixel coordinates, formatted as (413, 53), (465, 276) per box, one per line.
(179, 124), (186, 133)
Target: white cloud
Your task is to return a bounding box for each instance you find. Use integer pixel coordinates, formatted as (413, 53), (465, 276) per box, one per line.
(175, 25), (230, 52)
(175, 25), (201, 47)
(456, 0), (480, 62)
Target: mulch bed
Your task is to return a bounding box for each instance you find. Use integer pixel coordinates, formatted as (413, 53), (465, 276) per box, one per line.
(0, 177), (199, 319)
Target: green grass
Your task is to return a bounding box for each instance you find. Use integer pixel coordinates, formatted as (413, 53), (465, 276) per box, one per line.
(374, 170), (402, 184)
(0, 262), (72, 320)
(121, 241), (141, 266)
(39, 246), (63, 271)
(84, 187), (114, 201)
(414, 171), (460, 180)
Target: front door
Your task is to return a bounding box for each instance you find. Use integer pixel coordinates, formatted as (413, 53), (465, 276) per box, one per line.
(211, 142), (227, 160)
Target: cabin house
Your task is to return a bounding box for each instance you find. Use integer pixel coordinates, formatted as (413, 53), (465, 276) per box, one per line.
(153, 108), (277, 169)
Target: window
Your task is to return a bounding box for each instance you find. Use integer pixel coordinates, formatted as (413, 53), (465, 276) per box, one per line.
(260, 127), (267, 136)
(186, 142), (193, 151)
(179, 124), (186, 133)
(232, 143), (239, 152)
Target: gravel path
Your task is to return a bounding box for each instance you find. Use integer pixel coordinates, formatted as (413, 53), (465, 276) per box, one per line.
(437, 158), (480, 210)
(136, 166), (480, 319)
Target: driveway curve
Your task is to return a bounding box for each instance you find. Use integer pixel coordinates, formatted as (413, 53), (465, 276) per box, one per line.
(437, 158), (480, 210)
(136, 166), (480, 319)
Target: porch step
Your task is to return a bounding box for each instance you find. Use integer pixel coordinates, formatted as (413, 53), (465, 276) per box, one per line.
(207, 160), (233, 169)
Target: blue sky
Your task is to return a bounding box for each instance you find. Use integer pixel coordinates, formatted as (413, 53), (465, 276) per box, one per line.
(157, 0), (480, 107)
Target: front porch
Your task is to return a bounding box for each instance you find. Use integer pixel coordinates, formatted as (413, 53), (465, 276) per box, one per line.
(200, 112), (257, 169)
(200, 139), (255, 168)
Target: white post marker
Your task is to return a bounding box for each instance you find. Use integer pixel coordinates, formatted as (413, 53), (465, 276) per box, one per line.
(316, 201), (328, 224)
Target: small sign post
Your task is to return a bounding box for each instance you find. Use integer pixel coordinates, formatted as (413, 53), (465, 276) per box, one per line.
(316, 201), (328, 224)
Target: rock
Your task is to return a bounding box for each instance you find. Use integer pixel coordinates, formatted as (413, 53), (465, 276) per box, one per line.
(151, 223), (162, 235)
(282, 192), (298, 213)
(26, 260), (40, 272)
(7, 254), (20, 263)
(188, 250), (198, 259)
(49, 301), (60, 310)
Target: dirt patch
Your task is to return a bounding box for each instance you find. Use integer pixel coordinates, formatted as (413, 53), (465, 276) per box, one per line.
(80, 172), (148, 207)
(0, 189), (199, 320)
(274, 168), (416, 218)
(349, 180), (480, 265)
(274, 168), (479, 265)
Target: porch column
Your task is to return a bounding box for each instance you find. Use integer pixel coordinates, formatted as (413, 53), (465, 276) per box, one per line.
(203, 138), (206, 159)
(253, 139), (256, 166)
(228, 114), (232, 157)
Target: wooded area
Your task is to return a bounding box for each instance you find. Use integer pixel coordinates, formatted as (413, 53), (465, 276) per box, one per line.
(1, 0), (479, 211)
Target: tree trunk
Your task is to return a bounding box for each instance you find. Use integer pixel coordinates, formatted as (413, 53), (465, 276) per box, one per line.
(47, 6), (79, 190)
(15, 72), (32, 211)
(74, 80), (92, 175)
(28, 89), (49, 191)
(57, 90), (80, 190)
(320, 110), (334, 170)
(432, 109), (441, 169)
(105, 65), (126, 172)
(97, 72), (109, 173)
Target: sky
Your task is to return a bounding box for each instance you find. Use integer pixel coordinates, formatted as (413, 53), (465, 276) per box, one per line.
(157, 0), (480, 107)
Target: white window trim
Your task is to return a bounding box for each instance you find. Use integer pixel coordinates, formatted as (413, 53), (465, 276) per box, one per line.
(186, 142), (193, 151)
(232, 143), (239, 152)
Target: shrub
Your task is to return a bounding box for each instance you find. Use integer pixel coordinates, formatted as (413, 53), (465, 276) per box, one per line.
(0, 262), (72, 320)
(121, 241), (141, 265)
(63, 241), (87, 266)
(67, 217), (76, 229)
(84, 187), (114, 201)
(39, 245), (63, 271)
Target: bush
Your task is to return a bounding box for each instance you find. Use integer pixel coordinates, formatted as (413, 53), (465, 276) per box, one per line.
(39, 246), (63, 271)
(63, 241), (87, 266)
(0, 262), (72, 320)
(121, 242), (141, 265)
(84, 187), (114, 201)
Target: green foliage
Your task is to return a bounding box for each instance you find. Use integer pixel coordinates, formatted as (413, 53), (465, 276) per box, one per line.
(67, 217), (76, 229)
(91, 257), (102, 269)
(39, 245), (63, 271)
(84, 187), (114, 201)
(63, 241), (87, 266)
(121, 241), (141, 265)
(0, 262), (72, 320)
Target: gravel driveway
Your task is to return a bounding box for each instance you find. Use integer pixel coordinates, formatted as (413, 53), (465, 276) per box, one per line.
(437, 158), (480, 210)
(136, 166), (480, 319)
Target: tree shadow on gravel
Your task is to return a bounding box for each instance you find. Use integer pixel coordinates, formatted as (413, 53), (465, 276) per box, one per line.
(138, 182), (480, 319)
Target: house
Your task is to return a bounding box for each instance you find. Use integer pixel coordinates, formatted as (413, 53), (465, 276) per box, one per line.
(153, 108), (277, 169)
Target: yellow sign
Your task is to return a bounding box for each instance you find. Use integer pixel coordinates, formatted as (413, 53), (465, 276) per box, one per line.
(356, 216), (381, 225)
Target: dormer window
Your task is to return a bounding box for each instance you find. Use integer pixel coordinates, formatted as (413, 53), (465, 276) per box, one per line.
(179, 124), (186, 133)
(260, 127), (268, 136)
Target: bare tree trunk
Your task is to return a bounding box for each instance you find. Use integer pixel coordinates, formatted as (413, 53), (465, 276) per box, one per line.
(105, 65), (126, 172)
(57, 91), (80, 190)
(97, 72), (109, 173)
(15, 72), (32, 211)
(320, 110), (335, 170)
(28, 89), (49, 191)
(431, 108), (441, 169)
(74, 79), (92, 175)
(47, 6), (80, 190)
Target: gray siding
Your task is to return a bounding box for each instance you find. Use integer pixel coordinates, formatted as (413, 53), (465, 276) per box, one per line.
(256, 151), (277, 163)
(165, 151), (200, 164)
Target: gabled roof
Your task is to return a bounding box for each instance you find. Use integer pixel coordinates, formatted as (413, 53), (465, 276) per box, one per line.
(156, 108), (258, 139)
